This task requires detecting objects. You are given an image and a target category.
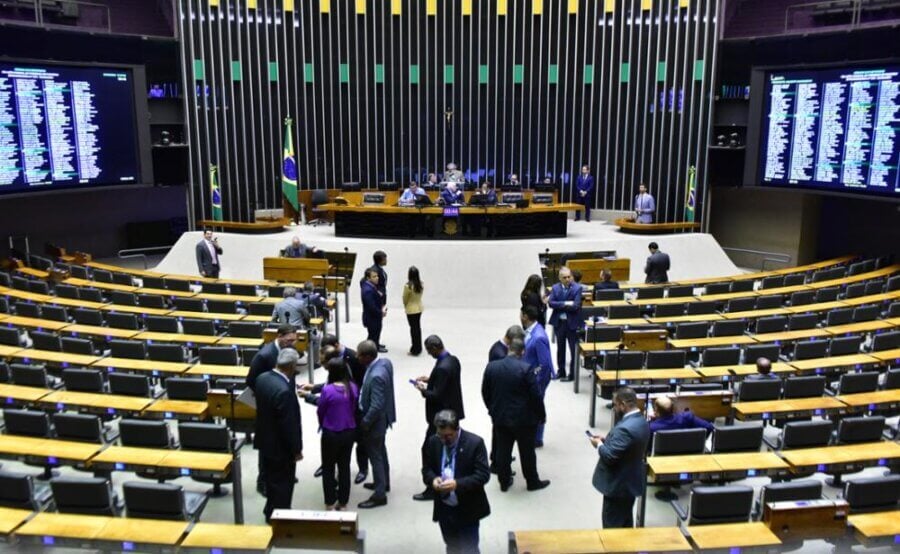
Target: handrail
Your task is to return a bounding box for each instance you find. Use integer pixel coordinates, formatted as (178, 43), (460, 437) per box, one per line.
(117, 246), (172, 270)
(722, 247), (792, 271)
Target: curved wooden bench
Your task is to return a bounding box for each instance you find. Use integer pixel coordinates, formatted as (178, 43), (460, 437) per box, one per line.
(198, 219), (290, 234)
(614, 218), (700, 234)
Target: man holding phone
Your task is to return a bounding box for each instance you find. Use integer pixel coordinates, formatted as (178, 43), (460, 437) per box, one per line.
(196, 228), (223, 278)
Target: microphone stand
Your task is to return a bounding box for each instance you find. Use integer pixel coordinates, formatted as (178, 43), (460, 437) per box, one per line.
(638, 383), (651, 528)
(225, 383), (237, 447)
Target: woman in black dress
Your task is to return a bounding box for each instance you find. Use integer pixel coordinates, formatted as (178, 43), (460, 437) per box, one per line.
(520, 274), (547, 326)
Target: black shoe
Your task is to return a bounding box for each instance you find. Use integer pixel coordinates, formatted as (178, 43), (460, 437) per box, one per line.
(490, 465), (516, 477)
(354, 472), (367, 484)
(527, 480), (551, 491)
(500, 480), (513, 492)
(560, 376), (574, 382)
(363, 483), (390, 492)
(358, 496), (388, 509)
(314, 466), (323, 478)
(256, 483), (267, 497)
(377, 346), (388, 353)
(535, 441), (544, 448)
(413, 489), (435, 501)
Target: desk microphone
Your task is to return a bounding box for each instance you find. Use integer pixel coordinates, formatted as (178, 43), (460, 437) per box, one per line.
(726, 368), (738, 376)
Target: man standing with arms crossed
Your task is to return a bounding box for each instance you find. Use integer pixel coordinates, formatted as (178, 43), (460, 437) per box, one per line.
(548, 267), (583, 382)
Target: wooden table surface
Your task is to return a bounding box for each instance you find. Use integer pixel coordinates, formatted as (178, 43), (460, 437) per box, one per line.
(0, 383), (52, 402)
(687, 522), (781, 550)
(823, 320), (894, 335)
(598, 526), (692, 553)
(99, 304), (171, 316)
(695, 362), (794, 379)
(0, 344), (24, 357)
(61, 324), (140, 339)
(647, 455), (722, 479)
(836, 389), (900, 408)
(216, 336), (265, 347)
(848, 510), (900, 542)
(751, 328), (830, 343)
(0, 435), (101, 462)
(194, 292), (263, 303)
(93, 516), (188, 545)
(186, 364), (250, 378)
(168, 310), (245, 321)
(180, 522), (272, 550)
(789, 353), (879, 371)
(596, 369), (700, 384)
(134, 331), (221, 345)
(784, 300), (848, 314)
(870, 348), (900, 363)
(1, 315), (69, 331)
(64, 278), (137, 292)
(0, 507), (32, 535)
(47, 297), (106, 310)
(10, 349), (100, 366)
(91, 357), (190, 375)
(711, 452), (789, 473)
(157, 449), (232, 473)
(779, 441), (900, 468)
(39, 390), (153, 413)
(134, 287), (196, 298)
(668, 335), (756, 349)
(512, 529), (602, 554)
(647, 314), (724, 324)
(89, 446), (169, 468)
(15, 512), (109, 540)
(721, 308), (791, 319)
(733, 396), (846, 418)
(143, 399), (209, 418)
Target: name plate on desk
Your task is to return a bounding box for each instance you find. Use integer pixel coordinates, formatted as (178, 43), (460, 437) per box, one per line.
(270, 509), (360, 551)
(763, 499), (848, 541)
(362, 193), (385, 205)
(442, 206), (460, 217)
(501, 192), (523, 203)
(532, 193), (553, 204)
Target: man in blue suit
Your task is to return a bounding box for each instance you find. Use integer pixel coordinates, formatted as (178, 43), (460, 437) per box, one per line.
(590, 387), (650, 528)
(633, 183), (656, 224)
(520, 305), (554, 447)
(356, 340), (396, 509)
(440, 182), (464, 205)
(361, 269), (385, 349)
(574, 165), (594, 222)
(548, 267), (583, 382)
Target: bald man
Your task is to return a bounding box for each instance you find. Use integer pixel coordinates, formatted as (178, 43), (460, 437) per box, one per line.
(649, 397), (714, 435)
(548, 267), (583, 382)
(746, 357), (779, 381)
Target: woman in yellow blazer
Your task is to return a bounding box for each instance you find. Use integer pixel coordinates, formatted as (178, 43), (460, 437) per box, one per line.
(402, 266), (424, 356)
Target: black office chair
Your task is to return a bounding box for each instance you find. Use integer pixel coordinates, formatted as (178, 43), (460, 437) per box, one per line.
(53, 413), (114, 444)
(109, 339), (147, 360)
(138, 294), (168, 310)
(0, 362), (9, 383)
(886, 302), (900, 318)
(852, 305), (879, 323)
(72, 308), (104, 326)
(227, 321), (263, 339)
(602, 351), (645, 370)
(0, 297), (8, 314)
(711, 320), (745, 337)
(651, 428), (708, 499)
(585, 325), (623, 343)
(886, 275), (900, 292)
(815, 287), (840, 303)
(119, 420), (176, 484)
(755, 480), (822, 519)
(755, 295), (784, 310)
(771, 421), (833, 476)
(165, 279), (193, 292)
(885, 368), (900, 390)
(872, 331), (900, 352)
(68, 265), (90, 280)
(240, 348), (259, 365)
(836, 372), (879, 395)
(686, 301), (717, 316)
(743, 344), (780, 365)
(106, 312), (141, 331)
(760, 276), (784, 290)
(608, 304), (641, 319)
(678, 383), (723, 393)
(14, 301), (41, 318)
(10, 363), (59, 388)
(248, 302), (276, 317)
(147, 343), (187, 363)
(0, 470), (51, 510)
(637, 287), (665, 300)
(834, 415), (885, 446)
(202, 282), (229, 294)
(788, 314), (818, 331)
(842, 475), (900, 513)
(783, 273), (806, 287)
(109, 291), (137, 306)
(50, 477), (120, 515)
(755, 316), (787, 334)
(61, 368), (105, 393)
(177, 422), (232, 496)
(864, 279), (885, 296)
(145, 316), (180, 333)
(646, 350), (686, 369)
(309, 188), (332, 226)
(828, 336), (861, 357)
(844, 283), (867, 299)
(0, 327), (22, 347)
(61, 337), (96, 356)
(705, 283), (731, 295)
(165, 377), (209, 401)
(671, 485), (754, 526)
(122, 481), (208, 521)
(182, 318), (217, 336)
(198, 346), (240, 365)
(791, 340), (829, 361)
(3, 409), (57, 479)
(823, 308), (853, 327)
(654, 303), (686, 318)
(674, 322), (708, 340)
(208, 299), (239, 314)
(92, 269), (113, 283)
(112, 273), (135, 287)
(78, 288), (104, 303)
(109, 373), (154, 397)
(782, 376), (826, 399)
(0, 271), (9, 287)
(700, 347), (741, 367)
(11, 276), (31, 291)
(142, 276), (167, 289)
(593, 289), (625, 302)
(710, 424), (764, 453)
(41, 305), (69, 323)
(726, 297), (756, 313)
(215, 377), (246, 390)
(28, 280), (50, 295)
(30, 331), (62, 352)
(174, 298), (205, 312)
(730, 280), (755, 293)
(737, 379), (782, 402)
(666, 285), (693, 298)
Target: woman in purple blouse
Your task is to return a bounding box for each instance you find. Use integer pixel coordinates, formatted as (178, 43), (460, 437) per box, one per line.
(317, 358), (359, 510)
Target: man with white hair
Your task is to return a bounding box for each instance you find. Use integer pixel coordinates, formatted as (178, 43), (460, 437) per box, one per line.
(283, 235), (317, 258)
(444, 162), (464, 183)
(440, 181), (464, 205)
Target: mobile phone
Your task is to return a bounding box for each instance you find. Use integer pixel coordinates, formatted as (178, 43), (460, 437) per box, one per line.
(584, 430), (593, 438)
(409, 379), (418, 385)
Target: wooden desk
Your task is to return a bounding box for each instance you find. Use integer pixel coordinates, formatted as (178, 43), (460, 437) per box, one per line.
(180, 522), (272, 552)
(711, 452), (790, 479)
(186, 364), (250, 378)
(143, 399), (209, 420)
(61, 324), (140, 339)
(848, 510), (900, 546)
(134, 286), (196, 298)
(0, 383), (52, 403)
(91, 357), (190, 376)
(10, 349), (100, 367)
(696, 362), (794, 381)
(751, 328), (830, 343)
(16, 267), (50, 279)
(264, 257), (330, 283)
(99, 304), (171, 316)
(1, 315), (69, 331)
(687, 522), (781, 551)
(668, 336), (756, 350)
(648, 314), (724, 324)
(837, 290), (900, 306)
(613, 217), (700, 235)
(157, 449), (232, 476)
(510, 529), (602, 554)
(64, 277), (137, 292)
(568, 258), (631, 284)
(86, 262), (165, 278)
(733, 396), (847, 421)
(696, 291), (759, 302)
(756, 284), (813, 295)
(597, 526), (691, 553)
(632, 296), (699, 306)
(779, 441), (900, 474)
(15, 512), (109, 542)
(823, 320), (894, 335)
(0, 506), (32, 535)
(721, 308), (790, 320)
(134, 331), (220, 345)
(647, 454), (722, 483)
(194, 292), (263, 303)
(47, 296), (106, 310)
(93, 516), (188, 548)
(596, 369), (700, 385)
(168, 310), (244, 321)
(784, 300), (848, 314)
(243, 314), (276, 323)
(38, 390), (153, 415)
(216, 336), (265, 347)
(789, 353), (879, 374)
(0, 435), (101, 464)
(870, 347), (900, 364)
(0, 344), (23, 357)
(837, 389), (900, 412)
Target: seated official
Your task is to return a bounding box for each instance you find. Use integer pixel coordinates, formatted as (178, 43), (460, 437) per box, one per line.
(649, 397), (713, 435)
(424, 172), (441, 189)
(399, 181), (427, 206)
(506, 173), (522, 188)
(444, 162), (465, 183)
(472, 182), (497, 204)
(283, 235), (317, 258)
(593, 269), (619, 291)
(272, 286), (312, 328)
(440, 182), (464, 205)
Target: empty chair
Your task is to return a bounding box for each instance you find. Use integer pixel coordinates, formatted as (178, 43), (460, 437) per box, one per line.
(843, 475), (900, 513)
(779, 420), (833, 450)
(887, 302), (900, 318)
(755, 295), (783, 309)
(72, 308), (104, 326)
(678, 383), (724, 393)
(783, 273), (806, 287)
(112, 273), (135, 287)
(227, 321), (263, 339)
(705, 283), (731, 295)
(701, 347), (741, 367)
(109, 339), (146, 360)
(147, 343), (186, 363)
(92, 269), (113, 283)
(30, 331), (62, 352)
(207, 299), (238, 314)
(760, 275), (784, 290)
(608, 304), (641, 319)
(667, 285), (693, 298)
(872, 331), (900, 352)
(10, 363), (55, 388)
(887, 275), (900, 292)
(145, 316), (180, 333)
(637, 287), (665, 300)
(240, 348), (259, 365)
(180, 318), (217, 338)
(122, 481), (207, 521)
(68, 265), (90, 279)
(0, 271), (9, 287)
(674, 322), (708, 340)
(198, 346), (239, 365)
(230, 284), (258, 296)
(885, 368), (900, 390)
(743, 344), (780, 365)
(106, 312), (140, 330)
(109, 373), (153, 397)
(737, 379), (781, 402)
(53, 413), (108, 443)
(61, 368), (105, 393)
(827, 416), (888, 486)
(730, 280), (755, 293)
(829, 335), (863, 356)
(248, 302), (277, 316)
(836, 372), (879, 395)
(726, 297), (756, 313)
(0, 327), (21, 347)
(792, 340), (829, 361)
(788, 313), (819, 331)
(686, 301), (717, 315)
(11, 276), (30, 291)
(79, 288), (104, 303)
(3, 409), (51, 437)
(61, 337), (95, 356)
(755, 316), (787, 334)
(202, 282), (229, 294)
(652, 428), (707, 457)
(782, 376), (826, 399)
(41, 305), (68, 323)
(672, 486), (754, 526)
(815, 287), (840, 303)
(50, 477), (119, 515)
(602, 351), (644, 370)
(756, 480), (823, 518)
(0, 471), (50, 510)
(174, 298), (205, 312)
(14, 301), (40, 318)
(653, 303), (686, 318)
(0, 297), (7, 314)
(165, 377), (208, 401)
(711, 320), (745, 337)
(141, 276), (166, 289)
(165, 279), (193, 292)
(710, 424), (764, 453)
(852, 305), (879, 323)
(109, 291), (137, 306)
(811, 269), (833, 283)
(119, 419), (174, 449)
(55, 284), (80, 299)
(825, 308), (854, 326)
(0, 362), (8, 383)
(646, 350), (687, 369)
(138, 294), (167, 310)
(177, 422), (231, 495)
(847, 261), (868, 276)
(844, 282), (867, 299)
(863, 280), (884, 296)
(215, 377), (246, 390)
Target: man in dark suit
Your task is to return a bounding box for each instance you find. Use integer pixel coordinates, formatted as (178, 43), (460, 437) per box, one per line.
(574, 165), (595, 222)
(195, 229), (223, 278)
(644, 242), (671, 284)
(488, 325), (525, 363)
(590, 387), (650, 528)
(356, 340), (396, 508)
(422, 410), (490, 554)
(593, 269), (620, 291)
(361, 268), (385, 350)
(366, 251), (388, 353)
(254, 348), (303, 521)
(283, 235), (317, 258)
(548, 267), (583, 382)
(482, 338), (549, 493)
(413, 335), (465, 501)
(520, 305), (554, 447)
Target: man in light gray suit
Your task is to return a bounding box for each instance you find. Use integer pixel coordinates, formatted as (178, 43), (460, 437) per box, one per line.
(589, 387), (650, 528)
(356, 340), (396, 509)
(644, 242), (671, 284)
(633, 183), (656, 224)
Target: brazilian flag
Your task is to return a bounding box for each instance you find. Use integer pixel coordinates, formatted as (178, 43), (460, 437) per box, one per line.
(282, 117), (299, 211)
(684, 166), (696, 223)
(210, 164), (223, 221)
